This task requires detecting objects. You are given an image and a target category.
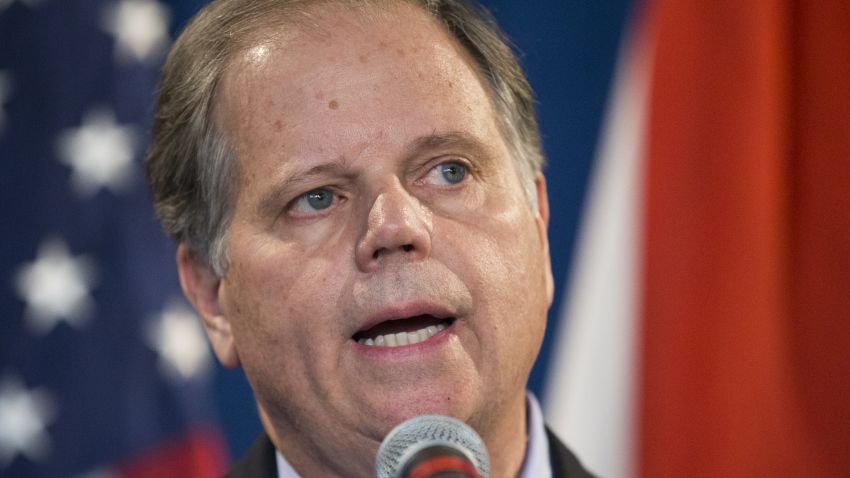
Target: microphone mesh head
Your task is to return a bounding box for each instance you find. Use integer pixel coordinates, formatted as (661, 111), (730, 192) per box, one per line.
(375, 415), (490, 478)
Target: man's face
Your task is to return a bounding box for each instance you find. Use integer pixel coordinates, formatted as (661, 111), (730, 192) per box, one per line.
(192, 2), (552, 473)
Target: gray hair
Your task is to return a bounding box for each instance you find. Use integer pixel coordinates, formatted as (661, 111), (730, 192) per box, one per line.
(145, 0), (544, 276)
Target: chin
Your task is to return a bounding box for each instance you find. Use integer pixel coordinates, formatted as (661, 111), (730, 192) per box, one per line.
(361, 382), (481, 430)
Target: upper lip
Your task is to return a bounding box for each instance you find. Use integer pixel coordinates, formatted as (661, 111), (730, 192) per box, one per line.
(354, 300), (456, 336)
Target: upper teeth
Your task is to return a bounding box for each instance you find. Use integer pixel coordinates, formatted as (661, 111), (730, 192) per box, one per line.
(357, 323), (447, 347)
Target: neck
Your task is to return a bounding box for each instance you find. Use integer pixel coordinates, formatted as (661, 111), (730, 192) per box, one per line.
(261, 391), (530, 478)
(476, 389), (529, 478)
(260, 406), (378, 477)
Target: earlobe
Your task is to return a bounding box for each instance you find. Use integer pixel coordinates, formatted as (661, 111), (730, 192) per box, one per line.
(176, 244), (241, 368)
(534, 172), (555, 305)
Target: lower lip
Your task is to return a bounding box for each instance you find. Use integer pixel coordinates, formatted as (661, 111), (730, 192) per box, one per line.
(350, 320), (456, 359)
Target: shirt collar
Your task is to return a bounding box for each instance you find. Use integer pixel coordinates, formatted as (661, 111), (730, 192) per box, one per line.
(519, 391), (553, 478)
(274, 392), (552, 478)
(275, 449), (300, 478)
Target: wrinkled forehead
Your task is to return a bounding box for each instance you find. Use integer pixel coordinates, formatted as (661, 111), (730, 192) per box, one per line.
(213, 0), (496, 158)
(226, 3), (451, 73)
(215, 0), (483, 99)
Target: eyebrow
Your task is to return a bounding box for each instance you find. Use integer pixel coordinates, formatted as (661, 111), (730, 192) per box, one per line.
(406, 131), (491, 159)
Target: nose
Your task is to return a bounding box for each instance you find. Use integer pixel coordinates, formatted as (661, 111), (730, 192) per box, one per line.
(355, 181), (432, 272)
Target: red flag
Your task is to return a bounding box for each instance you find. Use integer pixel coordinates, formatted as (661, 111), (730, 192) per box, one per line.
(642, 0), (850, 476)
(548, 1), (850, 476)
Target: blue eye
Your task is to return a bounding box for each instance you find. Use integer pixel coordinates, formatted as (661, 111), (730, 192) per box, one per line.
(292, 188), (335, 214)
(428, 162), (466, 185)
(440, 163), (466, 184)
(306, 189), (333, 209)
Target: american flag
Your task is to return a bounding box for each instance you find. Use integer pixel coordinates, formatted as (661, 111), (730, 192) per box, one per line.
(0, 0), (229, 476)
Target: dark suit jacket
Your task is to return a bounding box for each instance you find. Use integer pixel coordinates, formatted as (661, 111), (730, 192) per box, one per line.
(225, 428), (595, 477)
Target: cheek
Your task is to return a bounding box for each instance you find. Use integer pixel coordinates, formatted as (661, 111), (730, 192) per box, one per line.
(456, 231), (548, 400)
(444, 202), (549, 340)
(477, 230), (548, 325)
(447, 183), (545, 293)
(222, 250), (353, 406)
(222, 241), (348, 356)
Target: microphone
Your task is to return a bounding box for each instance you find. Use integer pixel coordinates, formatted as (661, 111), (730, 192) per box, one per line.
(375, 415), (490, 478)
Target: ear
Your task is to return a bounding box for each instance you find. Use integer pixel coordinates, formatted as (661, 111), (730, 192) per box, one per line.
(176, 244), (241, 368)
(533, 172), (555, 306)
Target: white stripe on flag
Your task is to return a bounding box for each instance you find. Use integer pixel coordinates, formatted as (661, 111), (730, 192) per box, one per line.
(544, 14), (653, 478)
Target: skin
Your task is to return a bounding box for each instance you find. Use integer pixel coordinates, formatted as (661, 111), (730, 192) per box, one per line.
(177, 3), (554, 477)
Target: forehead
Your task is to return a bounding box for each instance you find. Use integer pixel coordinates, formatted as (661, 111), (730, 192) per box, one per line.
(215, 1), (502, 180)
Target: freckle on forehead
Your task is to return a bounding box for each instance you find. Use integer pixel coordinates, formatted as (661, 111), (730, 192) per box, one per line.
(328, 100), (339, 110)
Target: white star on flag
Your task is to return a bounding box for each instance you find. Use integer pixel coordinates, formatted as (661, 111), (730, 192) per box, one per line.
(14, 238), (98, 334)
(0, 71), (10, 135)
(101, 0), (171, 65)
(56, 107), (138, 197)
(0, 375), (56, 467)
(145, 300), (213, 381)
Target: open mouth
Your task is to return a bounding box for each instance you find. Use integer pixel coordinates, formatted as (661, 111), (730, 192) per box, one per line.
(353, 315), (455, 347)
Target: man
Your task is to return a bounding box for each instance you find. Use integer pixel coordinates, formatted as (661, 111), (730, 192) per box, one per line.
(146, 0), (593, 476)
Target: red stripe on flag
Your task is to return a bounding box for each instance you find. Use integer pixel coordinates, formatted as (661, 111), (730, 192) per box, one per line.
(640, 0), (850, 476)
(118, 427), (229, 478)
(786, 0), (850, 473)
